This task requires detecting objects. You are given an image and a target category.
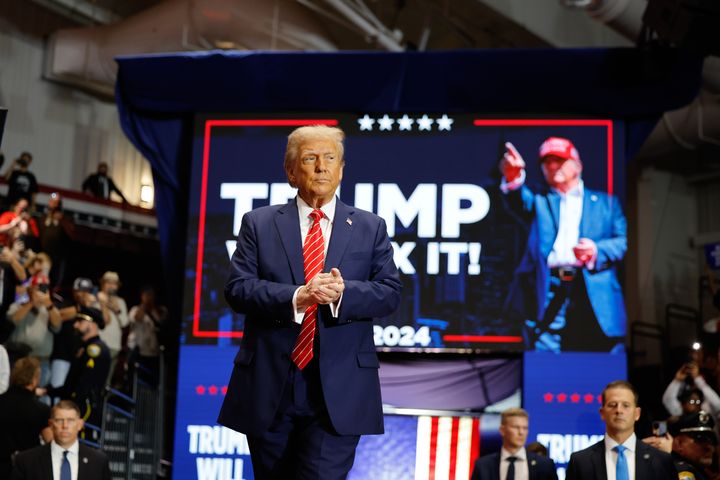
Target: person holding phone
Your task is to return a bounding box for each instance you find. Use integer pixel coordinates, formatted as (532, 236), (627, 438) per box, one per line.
(662, 362), (720, 420)
(7, 276), (62, 387)
(644, 412), (717, 480)
(97, 271), (128, 385)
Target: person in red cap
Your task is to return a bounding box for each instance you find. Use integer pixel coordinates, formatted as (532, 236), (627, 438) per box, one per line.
(499, 136), (626, 352)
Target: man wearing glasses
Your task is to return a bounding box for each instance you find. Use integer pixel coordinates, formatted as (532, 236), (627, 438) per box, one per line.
(663, 362), (720, 420)
(10, 400), (110, 480)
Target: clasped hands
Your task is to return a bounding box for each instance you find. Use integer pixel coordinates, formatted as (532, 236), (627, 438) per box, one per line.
(297, 268), (344, 310)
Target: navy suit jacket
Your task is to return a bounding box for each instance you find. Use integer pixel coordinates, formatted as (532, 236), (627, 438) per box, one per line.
(218, 198), (401, 436)
(470, 450), (558, 480)
(10, 443), (111, 480)
(504, 185), (626, 337)
(566, 439), (677, 480)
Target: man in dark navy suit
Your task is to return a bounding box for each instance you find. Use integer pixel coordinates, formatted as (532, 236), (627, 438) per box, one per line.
(566, 380), (677, 480)
(10, 400), (111, 480)
(499, 137), (627, 352)
(218, 125), (401, 479)
(471, 407), (557, 480)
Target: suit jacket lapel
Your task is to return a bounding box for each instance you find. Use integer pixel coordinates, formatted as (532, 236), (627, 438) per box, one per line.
(591, 441), (607, 480)
(635, 442), (651, 480)
(41, 444), (52, 478)
(325, 200), (354, 270)
(490, 452), (500, 480)
(274, 200), (304, 284)
(579, 188), (594, 238)
(78, 444), (87, 479)
(527, 452), (535, 480)
(547, 190), (560, 233)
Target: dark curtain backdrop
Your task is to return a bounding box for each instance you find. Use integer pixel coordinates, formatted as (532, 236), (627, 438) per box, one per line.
(114, 48), (703, 333)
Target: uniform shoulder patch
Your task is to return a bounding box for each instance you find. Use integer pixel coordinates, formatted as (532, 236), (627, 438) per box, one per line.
(679, 471), (696, 480)
(87, 344), (101, 358)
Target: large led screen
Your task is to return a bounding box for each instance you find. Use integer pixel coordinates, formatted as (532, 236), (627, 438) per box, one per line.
(182, 114), (625, 351)
(523, 351), (627, 479)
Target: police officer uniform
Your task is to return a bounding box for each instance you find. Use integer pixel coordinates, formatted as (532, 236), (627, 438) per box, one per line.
(49, 307), (111, 426)
(669, 411), (717, 480)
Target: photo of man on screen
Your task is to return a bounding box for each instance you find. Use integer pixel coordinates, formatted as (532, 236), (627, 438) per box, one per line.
(499, 136), (626, 352)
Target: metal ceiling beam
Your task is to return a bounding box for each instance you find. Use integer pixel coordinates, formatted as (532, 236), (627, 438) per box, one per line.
(321, 0), (404, 51)
(30, 0), (121, 26)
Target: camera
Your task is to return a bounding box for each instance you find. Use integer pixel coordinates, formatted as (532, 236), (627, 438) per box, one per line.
(37, 284), (49, 294)
(652, 420), (667, 437)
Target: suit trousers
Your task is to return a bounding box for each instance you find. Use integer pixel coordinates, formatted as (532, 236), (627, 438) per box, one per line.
(530, 274), (622, 352)
(246, 360), (360, 480)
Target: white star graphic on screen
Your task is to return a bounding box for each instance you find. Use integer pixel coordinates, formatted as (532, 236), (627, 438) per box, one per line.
(358, 114), (375, 131)
(436, 114), (454, 131)
(397, 114), (414, 131)
(417, 114), (434, 131)
(378, 114), (395, 131)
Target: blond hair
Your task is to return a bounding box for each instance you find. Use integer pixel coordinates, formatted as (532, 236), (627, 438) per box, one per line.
(284, 125), (345, 186)
(501, 407), (529, 424)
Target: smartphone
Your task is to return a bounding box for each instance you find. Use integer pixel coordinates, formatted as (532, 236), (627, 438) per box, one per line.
(652, 420), (667, 436)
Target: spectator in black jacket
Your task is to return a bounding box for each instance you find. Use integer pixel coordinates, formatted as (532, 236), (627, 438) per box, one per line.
(81, 162), (128, 203)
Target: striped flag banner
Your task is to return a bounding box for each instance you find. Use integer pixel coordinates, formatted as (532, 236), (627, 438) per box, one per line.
(415, 416), (480, 480)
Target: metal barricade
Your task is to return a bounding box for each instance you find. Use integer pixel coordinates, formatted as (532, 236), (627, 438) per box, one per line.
(101, 388), (136, 480)
(95, 350), (167, 480)
(132, 375), (159, 479)
(81, 422), (103, 449)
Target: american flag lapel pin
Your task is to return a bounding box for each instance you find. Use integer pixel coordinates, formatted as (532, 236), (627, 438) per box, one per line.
(346, 218), (352, 226)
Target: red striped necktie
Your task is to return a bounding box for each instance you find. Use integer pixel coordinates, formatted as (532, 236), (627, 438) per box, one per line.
(291, 208), (325, 370)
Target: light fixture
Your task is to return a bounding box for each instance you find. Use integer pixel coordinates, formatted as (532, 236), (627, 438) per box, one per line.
(140, 184), (154, 206)
(559, 0), (598, 8)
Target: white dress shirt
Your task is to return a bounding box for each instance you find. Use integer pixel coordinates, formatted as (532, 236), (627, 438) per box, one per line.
(291, 195), (341, 323)
(604, 434), (637, 480)
(51, 440), (79, 480)
(547, 181), (584, 268)
(500, 447), (529, 480)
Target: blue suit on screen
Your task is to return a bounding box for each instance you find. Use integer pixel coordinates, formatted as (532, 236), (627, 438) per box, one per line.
(504, 184), (626, 349)
(218, 197), (401, 437)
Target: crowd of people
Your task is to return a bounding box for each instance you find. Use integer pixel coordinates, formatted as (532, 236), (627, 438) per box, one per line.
(0, 151), (163, 477)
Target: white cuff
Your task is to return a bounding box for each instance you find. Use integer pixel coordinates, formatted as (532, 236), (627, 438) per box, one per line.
(291, 286), (306, 324)
(329, 293), (343, 318)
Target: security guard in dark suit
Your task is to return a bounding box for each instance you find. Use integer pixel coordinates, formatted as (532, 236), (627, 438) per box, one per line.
(670, 411), (717, 480)
(48, 307), (110, 427)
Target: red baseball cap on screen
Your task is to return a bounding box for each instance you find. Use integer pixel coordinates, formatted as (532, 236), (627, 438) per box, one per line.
(538, 137), (581, 163)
